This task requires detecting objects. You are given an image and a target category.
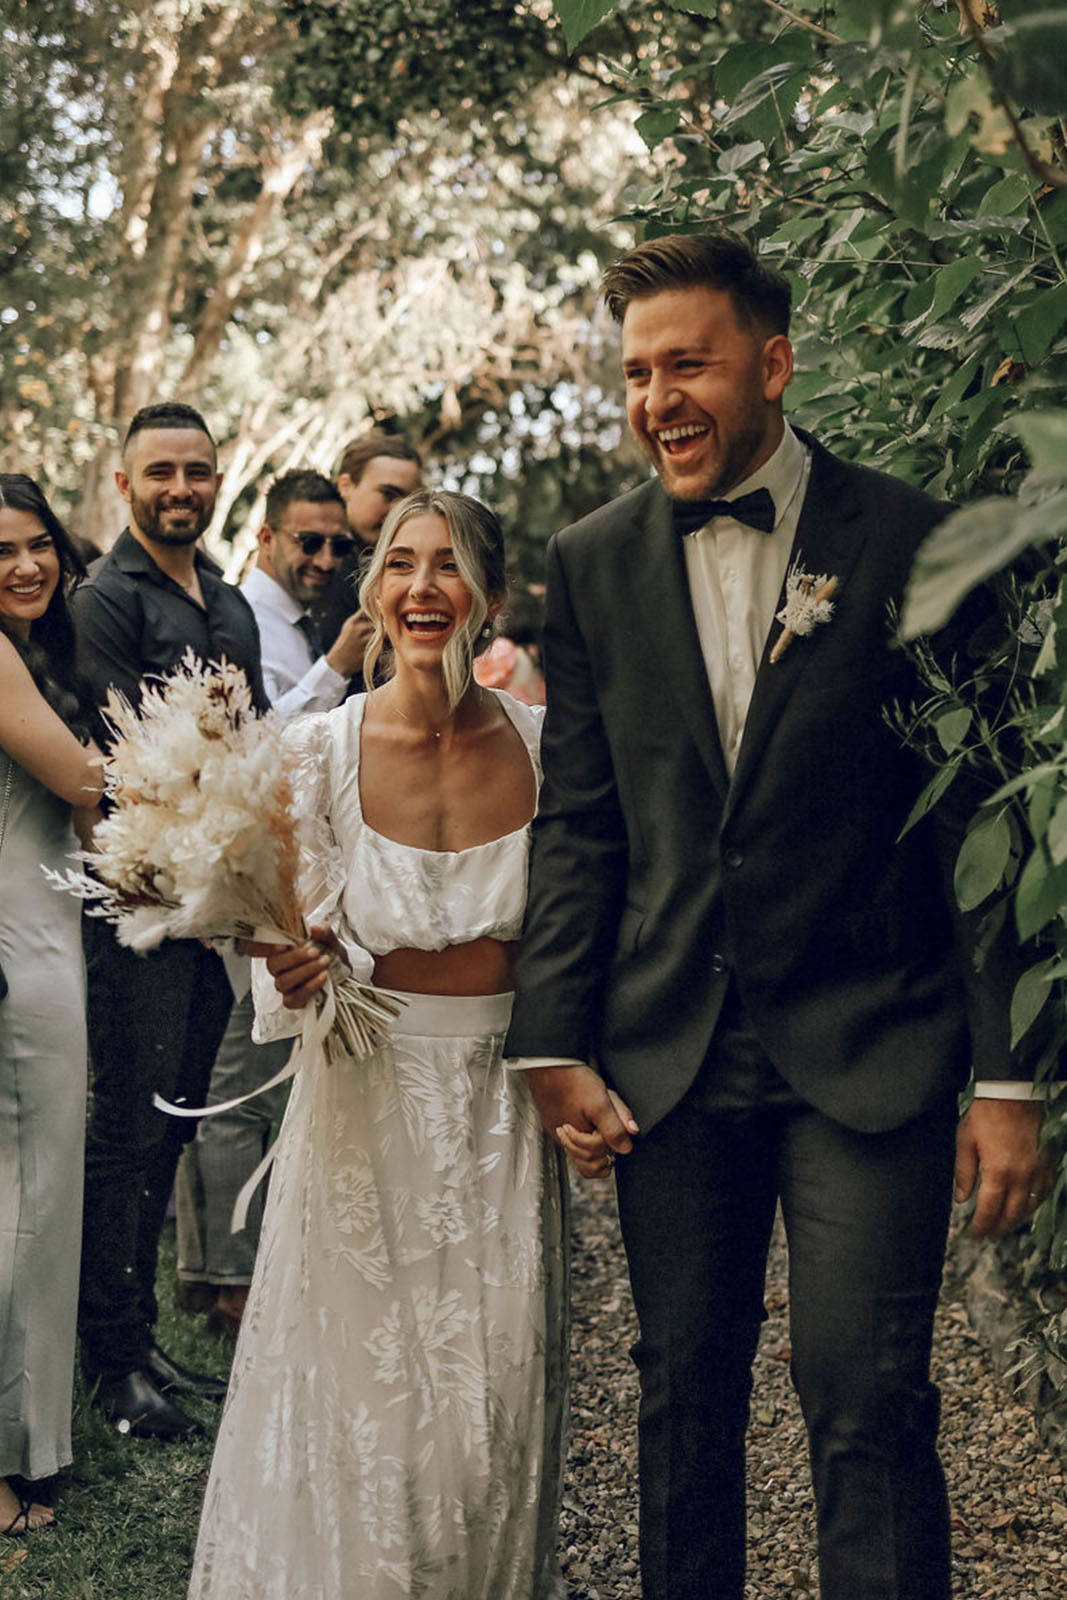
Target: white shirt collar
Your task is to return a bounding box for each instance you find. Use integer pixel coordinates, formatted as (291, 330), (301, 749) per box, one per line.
(719, 422), (807, 530)
(242, 564), (309, 626)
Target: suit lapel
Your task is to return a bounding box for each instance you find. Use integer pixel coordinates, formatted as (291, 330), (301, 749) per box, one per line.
(621, 483), (730, 799)
(724, 436), (869, 821)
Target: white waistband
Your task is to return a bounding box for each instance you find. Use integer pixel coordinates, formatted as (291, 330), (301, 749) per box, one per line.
(381, 988), (514, 1038)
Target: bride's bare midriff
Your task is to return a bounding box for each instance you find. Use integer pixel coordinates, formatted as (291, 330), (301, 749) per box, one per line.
(372, 936), (517, 996)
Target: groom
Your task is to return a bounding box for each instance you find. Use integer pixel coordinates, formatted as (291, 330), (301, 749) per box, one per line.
(506, 231), (1048, 1600)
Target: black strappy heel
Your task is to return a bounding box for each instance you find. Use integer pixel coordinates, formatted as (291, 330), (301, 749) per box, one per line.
(1, 1487), (54, 1537)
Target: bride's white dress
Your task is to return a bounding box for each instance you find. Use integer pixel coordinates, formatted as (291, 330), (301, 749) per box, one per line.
(187, 692), (567, 1600)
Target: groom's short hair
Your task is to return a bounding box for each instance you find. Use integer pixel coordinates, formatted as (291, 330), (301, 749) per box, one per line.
(601, 230), (791, 336)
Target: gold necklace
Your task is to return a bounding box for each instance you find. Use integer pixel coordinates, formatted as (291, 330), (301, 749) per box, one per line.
(389, 698), (444, 741)
(381, 685), (487, 742)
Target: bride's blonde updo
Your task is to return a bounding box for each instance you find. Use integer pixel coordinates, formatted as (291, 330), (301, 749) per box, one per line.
(359, 490), (507, 710)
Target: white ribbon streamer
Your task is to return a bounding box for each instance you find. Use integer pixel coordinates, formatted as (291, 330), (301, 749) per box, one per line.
(153, 967), (397, 1232)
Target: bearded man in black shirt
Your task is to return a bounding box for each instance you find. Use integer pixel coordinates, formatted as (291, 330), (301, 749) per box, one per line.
(72, 403), (268, 1439)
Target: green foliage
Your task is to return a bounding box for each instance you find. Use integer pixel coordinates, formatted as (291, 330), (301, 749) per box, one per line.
(552, 0), (618, 48)
(276, 0), (558, 147)
(955, 805), (1012, 913)
(554, 0), (1067, 495)
(993, 6), (1067, 118)
(0, 0), (124, 463)
(904, 473), (1067, 637)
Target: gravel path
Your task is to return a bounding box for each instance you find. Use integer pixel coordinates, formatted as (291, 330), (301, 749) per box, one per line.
(560, 1178), (1066, 1600)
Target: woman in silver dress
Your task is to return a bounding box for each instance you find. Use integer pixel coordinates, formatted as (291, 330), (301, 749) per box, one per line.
(0, 476), (102, 1535)
(188, 492), (571, 1599)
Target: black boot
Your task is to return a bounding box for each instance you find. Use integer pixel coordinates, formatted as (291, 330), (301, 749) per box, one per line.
(145, 1343), (228, 1400)
(92, 1370), (201, 1440)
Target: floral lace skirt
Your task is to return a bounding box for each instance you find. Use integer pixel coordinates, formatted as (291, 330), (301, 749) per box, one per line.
(188, 991), (568, 1600)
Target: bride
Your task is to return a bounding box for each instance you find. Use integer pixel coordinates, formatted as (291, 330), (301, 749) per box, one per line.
(188, 491), (568, 1600)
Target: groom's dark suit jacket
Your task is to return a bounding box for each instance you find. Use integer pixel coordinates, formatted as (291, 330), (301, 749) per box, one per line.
(506, 429), (1022, 1134)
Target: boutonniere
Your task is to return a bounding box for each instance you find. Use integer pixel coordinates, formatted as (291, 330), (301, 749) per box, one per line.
(770, 560), (840, 664)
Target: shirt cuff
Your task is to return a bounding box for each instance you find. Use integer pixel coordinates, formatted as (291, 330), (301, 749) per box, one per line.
(503, 1056), (587, 1072)
(314, 655), (348, 694)
(266, 656), (348, 718)
(972, 1080), (1050, 1100)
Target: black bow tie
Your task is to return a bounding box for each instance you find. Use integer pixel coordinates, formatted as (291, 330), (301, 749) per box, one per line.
(672, 487), (776, 537)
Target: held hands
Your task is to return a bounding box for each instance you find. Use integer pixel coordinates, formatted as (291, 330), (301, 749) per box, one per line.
(238, 924), (348, 1010)
(955, 1098), (1053, 1238)
(526, 1063), (639, 1181)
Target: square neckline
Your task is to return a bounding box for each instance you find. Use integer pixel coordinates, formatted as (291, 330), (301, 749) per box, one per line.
(350, 689), (539, 858)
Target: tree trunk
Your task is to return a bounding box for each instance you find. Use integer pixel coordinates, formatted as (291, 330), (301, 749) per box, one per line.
(177, 109), (334, 400)
(73, 11), (230, 546)
(73, 443), (124, 553)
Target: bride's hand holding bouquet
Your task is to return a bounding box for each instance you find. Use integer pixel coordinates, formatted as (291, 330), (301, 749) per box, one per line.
(241, 922), (346, 1010)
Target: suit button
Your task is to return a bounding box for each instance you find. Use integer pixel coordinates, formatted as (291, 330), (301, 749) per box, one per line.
(724, 848), (743, 868)
(710, 953), (727, 974)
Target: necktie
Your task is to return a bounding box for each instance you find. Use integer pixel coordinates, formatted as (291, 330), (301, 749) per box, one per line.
(294, 612), (322, 657)
(671, 487), (776, 538)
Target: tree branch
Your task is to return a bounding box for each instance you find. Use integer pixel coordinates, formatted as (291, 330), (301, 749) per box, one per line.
(177, 108), (334, 397)
(760, 0), (842, 45)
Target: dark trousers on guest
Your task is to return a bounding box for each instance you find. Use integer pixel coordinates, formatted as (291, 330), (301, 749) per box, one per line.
(79, 918), (232, 1382)
(613, 985), (957, 1600)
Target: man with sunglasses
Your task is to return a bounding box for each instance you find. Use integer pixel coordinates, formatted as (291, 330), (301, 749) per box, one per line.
(243, 469), (369, 714)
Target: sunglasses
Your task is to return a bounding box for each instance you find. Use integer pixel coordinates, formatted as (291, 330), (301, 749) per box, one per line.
(286, 531), (357, 558)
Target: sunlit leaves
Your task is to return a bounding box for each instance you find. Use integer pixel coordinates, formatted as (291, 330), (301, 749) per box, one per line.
(552, 0), (620, 48)
(903, 488), (1067, 637)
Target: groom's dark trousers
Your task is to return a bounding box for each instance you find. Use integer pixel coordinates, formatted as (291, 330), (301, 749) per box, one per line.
(613, 982), (956, 1600)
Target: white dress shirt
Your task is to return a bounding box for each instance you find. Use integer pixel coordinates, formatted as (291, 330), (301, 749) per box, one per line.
(507, 425), (1029, 1097)
(241, 565), (348, 721)
(684, 423), (810, 772)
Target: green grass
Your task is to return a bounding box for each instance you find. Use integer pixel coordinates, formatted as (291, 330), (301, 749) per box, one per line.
(1, 1225), (231, 1600)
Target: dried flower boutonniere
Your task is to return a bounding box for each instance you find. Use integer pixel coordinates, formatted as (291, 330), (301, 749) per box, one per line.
(770, 561), (840, 664)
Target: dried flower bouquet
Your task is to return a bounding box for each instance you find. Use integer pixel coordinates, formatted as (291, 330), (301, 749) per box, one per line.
(47, 651), (399, 1062)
